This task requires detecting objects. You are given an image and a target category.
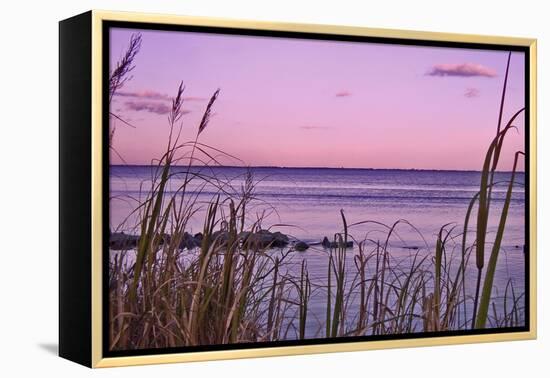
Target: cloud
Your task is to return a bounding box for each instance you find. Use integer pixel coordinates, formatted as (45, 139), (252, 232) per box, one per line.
(115, 90), (207, 102)
(335, 90), (352, 97)
(464, 87), (480, 98)
(300, 125), (330, 130)
(124, 101), (173, 115)
(116, 90), (170, 101)
(184, 96), (208, 102)
(427, 63), (497, 78)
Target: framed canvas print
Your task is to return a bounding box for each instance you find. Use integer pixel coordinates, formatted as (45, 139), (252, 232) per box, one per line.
(59, 10), (537, 368)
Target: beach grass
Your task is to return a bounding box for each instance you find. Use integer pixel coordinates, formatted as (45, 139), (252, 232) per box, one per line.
(108, 62), (525, 350)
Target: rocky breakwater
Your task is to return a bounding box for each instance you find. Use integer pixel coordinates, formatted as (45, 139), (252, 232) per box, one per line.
(109, 230), (354, 252)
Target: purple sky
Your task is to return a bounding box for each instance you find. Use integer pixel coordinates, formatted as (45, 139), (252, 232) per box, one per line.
(109, 28), (525, 171)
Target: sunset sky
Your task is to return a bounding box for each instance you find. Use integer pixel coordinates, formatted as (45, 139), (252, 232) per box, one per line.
(109, 27), (525, 171)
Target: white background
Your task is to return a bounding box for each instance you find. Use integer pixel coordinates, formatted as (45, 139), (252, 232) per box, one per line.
(0, 0), (547, 376)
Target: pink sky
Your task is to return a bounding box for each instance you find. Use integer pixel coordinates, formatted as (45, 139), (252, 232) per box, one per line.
(109, 28), (525, 171)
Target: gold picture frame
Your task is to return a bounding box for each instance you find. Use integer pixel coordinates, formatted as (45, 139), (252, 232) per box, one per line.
(59, 10), (537, 368)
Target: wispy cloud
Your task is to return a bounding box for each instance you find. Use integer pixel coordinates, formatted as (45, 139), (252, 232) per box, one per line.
(427, 63), (497, 78)
(116, 90), (207, 102)
(125, 101), (174, 115)
(464, 87), (480, 98)
(300, 125), (331, 130)
(184, 96), (208, 102)
(116, 90), (170, 101)
(335, 90), (352, 97)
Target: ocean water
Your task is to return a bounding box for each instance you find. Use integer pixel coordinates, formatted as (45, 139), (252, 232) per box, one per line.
(110, 165), (525, 246)
(110, 165), (527, 332)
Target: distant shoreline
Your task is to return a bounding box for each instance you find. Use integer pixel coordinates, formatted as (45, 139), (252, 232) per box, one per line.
(110, 164), (524, 174)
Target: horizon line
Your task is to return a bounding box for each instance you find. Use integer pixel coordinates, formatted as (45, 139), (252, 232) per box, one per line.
(110, 163), (525, 174)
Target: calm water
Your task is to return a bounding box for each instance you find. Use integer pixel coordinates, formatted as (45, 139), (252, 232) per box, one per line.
(111, 165), (525, 246)
(110, 165), (527, 332)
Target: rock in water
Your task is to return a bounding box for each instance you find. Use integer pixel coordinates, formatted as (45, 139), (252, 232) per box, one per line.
(271, 231), (289, 247)
(179, 232), (198, 250)
(110, 232), (139, 250)
(242, 230), (290, 249)
(295, 241), (309, 252)
(154, 233), (171, 246)
(211, 230), (230, 246)
(238, 231), (251, 242)
(321, 236), (353, 249)
(194, 232), (203, 244)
